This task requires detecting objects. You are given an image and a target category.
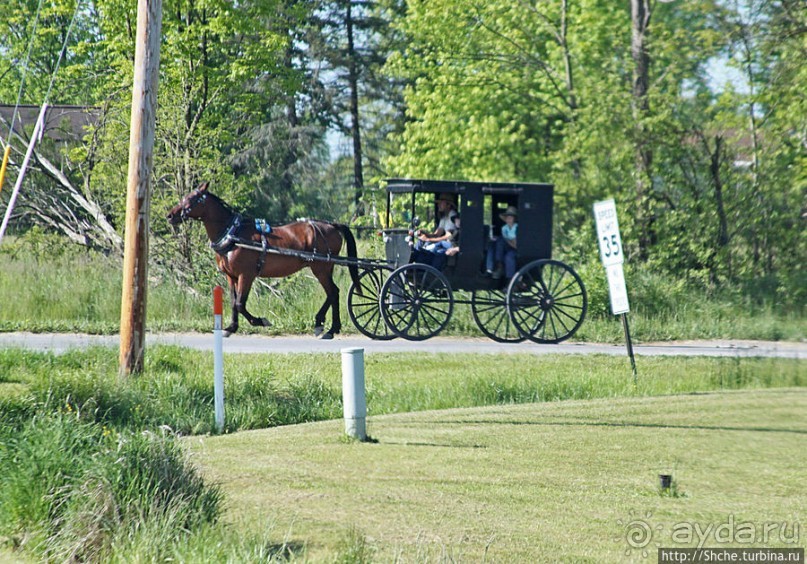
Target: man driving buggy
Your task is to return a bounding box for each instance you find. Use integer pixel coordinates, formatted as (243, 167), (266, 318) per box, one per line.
(410, 192), (459, 270)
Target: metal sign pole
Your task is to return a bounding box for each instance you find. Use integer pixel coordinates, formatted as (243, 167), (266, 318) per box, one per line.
(621, 313), (637, 385)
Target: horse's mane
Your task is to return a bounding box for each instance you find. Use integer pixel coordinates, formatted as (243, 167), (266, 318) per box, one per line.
(205, 191), (243, 217)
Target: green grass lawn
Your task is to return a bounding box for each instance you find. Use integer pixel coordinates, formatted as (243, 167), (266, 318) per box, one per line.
(1, 346), (804, 562)
(192, 388), (807, 562)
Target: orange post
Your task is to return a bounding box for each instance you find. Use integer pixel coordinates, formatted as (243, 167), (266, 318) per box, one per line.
(213, 285), (223, 316)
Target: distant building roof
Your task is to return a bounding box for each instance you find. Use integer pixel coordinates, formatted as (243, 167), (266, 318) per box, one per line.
(0, 104), (101, 143)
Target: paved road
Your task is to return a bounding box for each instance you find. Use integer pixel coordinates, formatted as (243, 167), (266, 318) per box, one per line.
(0, 332), (804, 358)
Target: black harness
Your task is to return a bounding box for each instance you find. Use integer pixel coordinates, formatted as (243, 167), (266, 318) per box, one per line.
(254, 219), (272, 273)
(209, 213), (243, 255)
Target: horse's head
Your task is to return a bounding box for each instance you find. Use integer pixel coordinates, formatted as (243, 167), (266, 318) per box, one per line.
(166, 182), (211, 225)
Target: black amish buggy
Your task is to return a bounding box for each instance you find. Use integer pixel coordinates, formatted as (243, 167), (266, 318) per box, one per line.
(346, 178), (587, 343)
(167, 178), (586, 343)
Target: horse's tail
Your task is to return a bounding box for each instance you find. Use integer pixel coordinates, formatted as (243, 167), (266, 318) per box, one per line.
(336, 223), (361, 289)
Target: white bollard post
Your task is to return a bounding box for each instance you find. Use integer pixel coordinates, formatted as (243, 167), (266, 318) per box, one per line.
(341, 347), (366, 441)
(213, 286), (225, 433)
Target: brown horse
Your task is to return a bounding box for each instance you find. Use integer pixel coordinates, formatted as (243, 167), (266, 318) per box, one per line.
(166, 183), (360, 339)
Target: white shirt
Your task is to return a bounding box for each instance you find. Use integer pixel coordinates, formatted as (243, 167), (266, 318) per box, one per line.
(437, 211), (459, 235)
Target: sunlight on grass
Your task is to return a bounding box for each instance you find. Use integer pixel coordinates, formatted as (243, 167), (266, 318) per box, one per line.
(192, 388), (807, 562)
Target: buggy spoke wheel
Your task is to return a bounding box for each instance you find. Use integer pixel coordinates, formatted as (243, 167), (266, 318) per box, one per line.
(347, 269), (396, 340)
(471, 289), (526, 343)
(380, 263), (453, 341)
(506, 259), (587, 344)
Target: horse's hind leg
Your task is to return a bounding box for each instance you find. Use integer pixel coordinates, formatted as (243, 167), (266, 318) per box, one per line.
(314, 297), (329, 337)
(312, 265), (340, 339)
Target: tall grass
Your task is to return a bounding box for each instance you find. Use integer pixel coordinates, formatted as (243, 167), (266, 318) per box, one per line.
(1, 346), (804, 435)
(0, 411), (221, 562)
(1, 241), (804, 340)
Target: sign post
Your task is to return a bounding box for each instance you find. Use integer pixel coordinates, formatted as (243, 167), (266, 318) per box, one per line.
(593, 199), (637, 382)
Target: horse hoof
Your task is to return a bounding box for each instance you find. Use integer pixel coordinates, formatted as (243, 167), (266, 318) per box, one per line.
(319, 332), (334, 340)
(314, 325), (325, 337)
(260, 318), (272, 327)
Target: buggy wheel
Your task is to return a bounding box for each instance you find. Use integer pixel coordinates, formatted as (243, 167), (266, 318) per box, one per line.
(347, 269), (396, 340)
(379, 263), (453, 341)
(471, 289), (526, 343)
(506, 259), (587, 344)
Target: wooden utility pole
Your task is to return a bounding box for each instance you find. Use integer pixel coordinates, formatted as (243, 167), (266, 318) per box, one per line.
(119, 0), (162, 377)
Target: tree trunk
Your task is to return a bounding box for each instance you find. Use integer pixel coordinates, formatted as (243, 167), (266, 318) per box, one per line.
(561, 0), (576, 112)
(631, 0), (654, 259)
(346, 0), (364, 215)
(705, 134), (730, 282)
(280, 32), (299, 220)
(739, 33), (767, 272)
(709, 136), (729, 249)
(560, 0), (581, 178)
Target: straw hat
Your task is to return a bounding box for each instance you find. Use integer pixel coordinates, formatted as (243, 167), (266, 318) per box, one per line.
(436, 193), (456, 207)
(499, 206), (518, 220)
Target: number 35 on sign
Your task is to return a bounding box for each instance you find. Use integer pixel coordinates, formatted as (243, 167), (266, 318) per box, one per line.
(593, 199), (623, 267)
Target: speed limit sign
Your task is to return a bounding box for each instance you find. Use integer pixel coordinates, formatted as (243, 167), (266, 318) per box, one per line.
(594, 199), (630, 315)
(593, 199), (636, 380)
(593, 199), (623, 267)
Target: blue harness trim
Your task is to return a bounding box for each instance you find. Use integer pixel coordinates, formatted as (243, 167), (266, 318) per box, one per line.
(255, 218), (272, 235)
(254, 219), (272, 273)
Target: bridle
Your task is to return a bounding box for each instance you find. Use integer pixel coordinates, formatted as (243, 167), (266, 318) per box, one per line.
(179, 189), (208, 221)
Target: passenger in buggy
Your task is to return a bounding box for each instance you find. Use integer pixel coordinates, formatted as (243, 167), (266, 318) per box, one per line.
(486, 205), (518, 280)
(410, 192), (459, 270)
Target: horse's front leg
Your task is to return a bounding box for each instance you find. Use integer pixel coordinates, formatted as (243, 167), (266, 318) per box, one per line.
(235, 275), (272, 329)
(224, 277), (239, 337)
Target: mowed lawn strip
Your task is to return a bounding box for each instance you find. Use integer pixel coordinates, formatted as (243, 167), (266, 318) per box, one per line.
(192, 388), (807, 562)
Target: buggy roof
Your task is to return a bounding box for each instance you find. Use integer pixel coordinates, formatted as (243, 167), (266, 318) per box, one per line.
(385, 178), (552, 195)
